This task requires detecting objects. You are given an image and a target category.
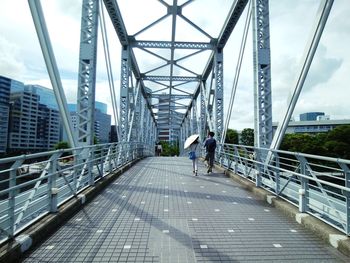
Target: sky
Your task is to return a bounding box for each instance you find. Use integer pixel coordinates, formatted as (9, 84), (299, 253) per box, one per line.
(0, 0), (349, 131)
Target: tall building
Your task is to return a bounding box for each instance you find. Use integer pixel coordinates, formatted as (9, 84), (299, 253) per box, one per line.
(9, 79), (26, 93)
(25, 84), (59, 110)
(37, 104), (60, 149)
(157, 94), (172, 141)
(66, 102), (111, 143)
(95, 105), (111, 143)
(95, 101), (107, 114)
(5, 78), (61, 153)
(300, 112), (325, 121)
(30, 85), (60, 149)
(0, 76), (11, 153)
(8, 88), (60, 152)
(8, 90), (40, 151)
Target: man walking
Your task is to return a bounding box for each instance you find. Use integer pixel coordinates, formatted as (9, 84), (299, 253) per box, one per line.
(204, 131), (216, 173)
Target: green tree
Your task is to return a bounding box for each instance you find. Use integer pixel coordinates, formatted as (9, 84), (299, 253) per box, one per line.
(54, 141), (72, 161)
(326, 125), (350, 145)
(324, 141), (349, 159)
(54, 141), (70, 150)
(225, 129), (239, 144)
(280, 133), (325, 155)
(240, 128), (254, 146)
(277, 125), (350, 159)
(160, 141), (179, 156)
(324, 125), (350, 159)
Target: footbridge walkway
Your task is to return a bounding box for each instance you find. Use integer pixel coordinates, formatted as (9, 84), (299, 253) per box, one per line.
(1, 143), (350, 262)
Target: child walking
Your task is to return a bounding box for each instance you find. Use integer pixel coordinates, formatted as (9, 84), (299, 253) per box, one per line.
(189, 138), (200, 176)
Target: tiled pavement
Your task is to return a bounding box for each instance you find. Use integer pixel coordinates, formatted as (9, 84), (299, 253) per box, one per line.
(22, 157), (348, 262)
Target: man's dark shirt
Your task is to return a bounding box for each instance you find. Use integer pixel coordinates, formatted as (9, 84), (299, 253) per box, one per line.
(204, 137), (216, 153)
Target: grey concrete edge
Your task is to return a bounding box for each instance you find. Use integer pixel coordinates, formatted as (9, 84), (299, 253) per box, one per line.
(0, 157), (143, 263)
(215, 165), (350, 258)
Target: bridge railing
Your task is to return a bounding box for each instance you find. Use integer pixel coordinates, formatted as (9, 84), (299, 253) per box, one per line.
(0, 142), (153, 243)
(217, 143), (350, 235)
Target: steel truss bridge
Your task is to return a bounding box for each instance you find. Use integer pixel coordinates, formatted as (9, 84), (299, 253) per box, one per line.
(29, 0), (275, 148)
(26, 0), (335, 151)
(1, 0), (350, 260)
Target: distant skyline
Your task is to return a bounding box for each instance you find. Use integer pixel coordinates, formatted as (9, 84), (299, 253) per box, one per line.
(1, 0), (349, 131)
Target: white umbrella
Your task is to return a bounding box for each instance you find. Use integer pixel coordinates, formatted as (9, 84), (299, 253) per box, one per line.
(184, 134), (199, 149)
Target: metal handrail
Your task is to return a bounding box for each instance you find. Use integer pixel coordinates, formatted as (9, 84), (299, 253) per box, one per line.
(1, 141), (348, 244)
(0, 142), (153, 243)
(217, 143), (350, 235)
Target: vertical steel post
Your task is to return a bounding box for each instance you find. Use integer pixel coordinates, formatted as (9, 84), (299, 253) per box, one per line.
(120, 46), (131, 142)
(192, 99), (197, 134)
(214, 49), (224, 141)
(48, 152), (60, 213)
(8, 160), (23, 237)
(77, 0), (100, 145)
(233, 146), (239, 174)
(252, 0), (272, 148)
(339, 163), (350, 235)
(298, 156), (309, 213)
(127, 80), (140, 142)
(274, 152), (280, 194)
(140, 97), (145, 143)
(200, 81), (207, 143)
(255, 149), (262, 187)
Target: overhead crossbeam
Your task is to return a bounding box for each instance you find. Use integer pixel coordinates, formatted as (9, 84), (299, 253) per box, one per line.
(151, 94), (192, 100)
(142, 76), (200, 82)
(130, 40), (214, 50)
(217, 0), (249, 48)
(102, 0), (128, 45)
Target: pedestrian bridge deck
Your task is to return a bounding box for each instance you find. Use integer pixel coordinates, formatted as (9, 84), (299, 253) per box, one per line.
(22, 157), (347, 262)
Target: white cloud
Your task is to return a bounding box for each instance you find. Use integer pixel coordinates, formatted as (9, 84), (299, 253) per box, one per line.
(0, 36), (26, 78)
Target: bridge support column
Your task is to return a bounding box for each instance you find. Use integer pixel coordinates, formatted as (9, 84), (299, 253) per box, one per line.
(200, 81), (207, 143)
(76, 0), (100, 146)
(119, 46), (131, 142)
(214, 49), (224, 141)
(252, 0), (272, 148)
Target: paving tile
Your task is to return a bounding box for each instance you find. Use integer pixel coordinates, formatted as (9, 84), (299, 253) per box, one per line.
(21, 157), (348, 263)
